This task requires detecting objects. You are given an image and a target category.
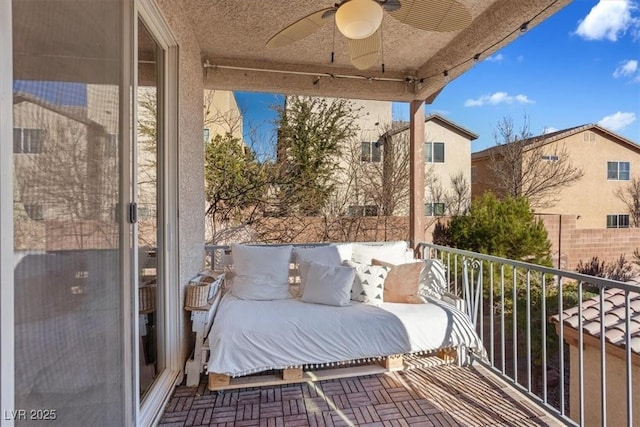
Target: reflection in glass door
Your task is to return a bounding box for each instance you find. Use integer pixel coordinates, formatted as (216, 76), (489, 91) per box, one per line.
(11, 1), (127, 425)
(137, 18), (164, 399)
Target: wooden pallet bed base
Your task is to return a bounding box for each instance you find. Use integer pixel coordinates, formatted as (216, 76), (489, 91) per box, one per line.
(208, 351), (457, 391)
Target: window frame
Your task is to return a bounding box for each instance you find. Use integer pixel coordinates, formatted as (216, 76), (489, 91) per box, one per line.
(606, 214), (630, 228)
(348, 204), (378, 217)
(425, 141), (444, 163)
(360, 141), (381, 163)
(425, 202), (445, 216)
(13, 127), (45, 154)
(607, 161), (630, 181)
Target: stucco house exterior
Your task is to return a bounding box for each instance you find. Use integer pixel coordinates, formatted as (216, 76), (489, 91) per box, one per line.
(388, 114), (477, 216)
(471, 124), (640, 229)
(203, 89), (243, 143)
(1, 1), (574, 425)
(551, 288), (640, 426)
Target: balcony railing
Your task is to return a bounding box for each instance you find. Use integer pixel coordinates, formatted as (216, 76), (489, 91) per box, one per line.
(419, 243), (638, 427)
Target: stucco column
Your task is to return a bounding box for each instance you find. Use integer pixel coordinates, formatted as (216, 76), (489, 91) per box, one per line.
(409, 100), (425, 250)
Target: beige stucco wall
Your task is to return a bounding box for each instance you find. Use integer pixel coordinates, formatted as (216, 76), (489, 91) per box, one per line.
(331, 98), (393, 211)
(569, 343), (640, 426)
(203, 89), (243, 141)
(423, 119), (471, 210)
(535, 129), (640, 228)
(473, 128), (640, 229)
(157, 0), (206, 365)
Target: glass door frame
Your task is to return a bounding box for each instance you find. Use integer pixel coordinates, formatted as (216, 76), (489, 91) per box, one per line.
(0, 0), (180, 425)
(135, 1), (180, 425)
(0, 0), (15, 420)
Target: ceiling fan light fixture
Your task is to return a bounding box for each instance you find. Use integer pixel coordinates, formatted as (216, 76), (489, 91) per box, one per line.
(335, 0), (384, 40)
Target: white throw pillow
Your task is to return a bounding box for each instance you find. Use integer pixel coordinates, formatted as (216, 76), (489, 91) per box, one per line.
(230, 244), (293, 300)
(294, 245), (342, 295)
(331, 243), (353, 262)
(344, 260), (389, 306)
(301, 262), (355, 307)
(352, 241), (408, 265)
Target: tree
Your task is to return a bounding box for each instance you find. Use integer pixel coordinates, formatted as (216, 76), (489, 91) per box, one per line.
(614, 176), (640, 227)
(486, 115), (584, 208)
(443, 192), (551, 265)
(205, 133), (267, 220)
(274, 96), (360, 215)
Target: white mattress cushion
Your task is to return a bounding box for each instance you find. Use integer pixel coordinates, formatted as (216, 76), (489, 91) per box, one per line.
(230, 244), (293, 300)
(301, 261), (355, 307)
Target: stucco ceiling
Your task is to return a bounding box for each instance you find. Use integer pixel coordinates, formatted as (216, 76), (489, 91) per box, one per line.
(188, 0), (571, 102)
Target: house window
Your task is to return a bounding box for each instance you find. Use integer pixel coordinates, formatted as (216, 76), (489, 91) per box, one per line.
(583, 132), (596, 142)
(348, 204), (378, 216)
(425, 142), (444, 163)
(361, 141), (381, 163)
(23, 203), (43, 221)
(606, 214), (630, 228)
(471, 166), (477, 184)
(425, 202), (445, 216)
(541, 155), (559, 161)
(13, 128), (45, 154)
(607, 161), (630, 180)
(203, 128), (210, 144)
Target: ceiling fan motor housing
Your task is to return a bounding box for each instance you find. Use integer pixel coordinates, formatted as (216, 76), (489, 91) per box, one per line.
(335, 0), (384, 39)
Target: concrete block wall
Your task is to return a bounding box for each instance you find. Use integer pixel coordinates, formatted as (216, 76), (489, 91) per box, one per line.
(539, 214), (640, 271)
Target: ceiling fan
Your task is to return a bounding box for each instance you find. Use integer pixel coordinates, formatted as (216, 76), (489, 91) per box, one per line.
(266, 0), (472, 70)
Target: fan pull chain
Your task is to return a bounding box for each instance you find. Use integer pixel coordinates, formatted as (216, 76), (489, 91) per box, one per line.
(331, 20), (336, 63)
(380, 23), (385, 73)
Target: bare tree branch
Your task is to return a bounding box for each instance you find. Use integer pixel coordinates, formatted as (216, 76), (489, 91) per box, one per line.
(614, 176), (640, 227)
(486, 115), (584, 208)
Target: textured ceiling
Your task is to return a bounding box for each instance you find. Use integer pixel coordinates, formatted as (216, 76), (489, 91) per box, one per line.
(188, 0), (572, 102)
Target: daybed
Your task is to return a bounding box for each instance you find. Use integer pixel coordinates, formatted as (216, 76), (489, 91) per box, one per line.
(200, 241), (484, 390)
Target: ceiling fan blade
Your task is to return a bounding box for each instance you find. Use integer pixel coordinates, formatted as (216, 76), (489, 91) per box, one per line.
(389, 0), (471, 32)
(266, 8), (335, 48)
(348, 29), (381, 70)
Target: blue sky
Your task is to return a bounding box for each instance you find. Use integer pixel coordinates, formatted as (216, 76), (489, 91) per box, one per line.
(235, 0), (640, 153)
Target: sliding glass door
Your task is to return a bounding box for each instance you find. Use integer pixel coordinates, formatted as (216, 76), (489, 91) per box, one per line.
(11, 0), (130, 424)
(137, 17), (165, 401)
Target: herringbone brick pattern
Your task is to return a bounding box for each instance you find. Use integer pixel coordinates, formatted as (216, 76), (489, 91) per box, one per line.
(159, 365), (562, 426)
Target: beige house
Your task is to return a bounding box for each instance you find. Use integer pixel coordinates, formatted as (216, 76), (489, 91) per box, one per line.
(386, 114), (478, 216)
(552, 288), (640, 426)
(472, 124), (640, 228)
(203, 89), (243, 143)
(13, 92), (118, 250)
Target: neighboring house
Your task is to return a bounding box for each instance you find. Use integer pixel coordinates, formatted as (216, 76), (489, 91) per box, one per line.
(333, 98), (393, 217)
(472, 124), (640, 228)
(384, 114), (478, 216)
(203, 89), (244, 143)
(551, 288), (640, 426)
(13, 92), (118, 250)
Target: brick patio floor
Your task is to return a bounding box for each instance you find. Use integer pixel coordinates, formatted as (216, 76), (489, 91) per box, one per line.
(159, 364), (563, 426)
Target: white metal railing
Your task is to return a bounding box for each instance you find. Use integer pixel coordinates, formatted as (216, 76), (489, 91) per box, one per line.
(420, 243), (639, 427)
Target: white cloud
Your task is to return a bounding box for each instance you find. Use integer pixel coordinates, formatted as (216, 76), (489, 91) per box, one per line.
(543, 127), (559, 134)
(613, 59), (639, 78)
(464, 92), (535, 107)
(597, 111), (637, 131)
(485, 54), (504, 62)
(575, 0), (638, 41)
